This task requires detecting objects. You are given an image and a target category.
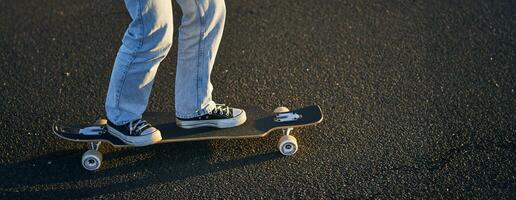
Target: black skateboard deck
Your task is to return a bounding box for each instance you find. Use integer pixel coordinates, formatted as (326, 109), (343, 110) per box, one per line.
(53, 105), (323, 147)
(52, 105), (323, 170)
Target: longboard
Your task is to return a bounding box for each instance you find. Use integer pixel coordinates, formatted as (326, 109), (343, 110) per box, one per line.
(53, 105), (323, 170)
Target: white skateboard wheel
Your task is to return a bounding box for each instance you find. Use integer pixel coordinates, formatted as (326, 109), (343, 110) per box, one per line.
(82, 150), (103, 171)
(274, 106), (289, 113)
(278, 135), (298, 156)
(95, 119), (107, 126)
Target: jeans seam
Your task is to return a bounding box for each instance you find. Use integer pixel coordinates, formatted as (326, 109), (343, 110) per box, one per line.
(194, 0), (206, 113)
(113, 0), (145, 125)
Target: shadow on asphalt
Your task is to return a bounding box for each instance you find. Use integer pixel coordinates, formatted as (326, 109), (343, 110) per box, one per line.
(0, 141), (282, 198)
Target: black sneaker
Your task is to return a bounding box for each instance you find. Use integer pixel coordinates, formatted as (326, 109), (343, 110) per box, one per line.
(176, 104), (247, 129)
(107, 119), (162, 146)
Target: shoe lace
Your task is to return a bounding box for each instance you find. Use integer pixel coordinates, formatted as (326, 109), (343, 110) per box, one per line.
(129, 119), (150, 135)
(211, 104), (231, 116)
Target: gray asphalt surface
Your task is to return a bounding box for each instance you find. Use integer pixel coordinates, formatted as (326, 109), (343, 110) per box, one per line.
(1, 0), (515, 198)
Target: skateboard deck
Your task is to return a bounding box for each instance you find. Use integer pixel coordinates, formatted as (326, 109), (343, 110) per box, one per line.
(52, 105), (323, 170)
(53, 105), (323, 147)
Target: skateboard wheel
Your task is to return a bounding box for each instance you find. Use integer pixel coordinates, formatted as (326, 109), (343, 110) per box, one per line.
(278, 135), (298, 156)
(82, 150), (102, 171)
(94, 119), (107, 126)
(274, 106), (289, 113)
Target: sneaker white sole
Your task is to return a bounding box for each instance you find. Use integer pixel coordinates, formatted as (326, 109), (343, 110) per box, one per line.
(176, 110), (247, 129)
(107, 126), (162, 147)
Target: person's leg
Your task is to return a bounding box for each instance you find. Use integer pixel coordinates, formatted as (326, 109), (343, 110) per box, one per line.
(106, 0), (173, 124)
(105, 0), (173, 145)
(174, 0), (225, 118)
(174, 0), (246, 129)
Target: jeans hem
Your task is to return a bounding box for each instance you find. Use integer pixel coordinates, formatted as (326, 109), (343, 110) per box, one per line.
(175, 101), (215, 118)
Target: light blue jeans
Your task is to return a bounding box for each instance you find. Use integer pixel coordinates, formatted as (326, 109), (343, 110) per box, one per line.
(105, 0), (225, 125)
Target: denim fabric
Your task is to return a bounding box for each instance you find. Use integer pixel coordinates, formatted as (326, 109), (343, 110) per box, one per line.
(105, 0), (225, 125)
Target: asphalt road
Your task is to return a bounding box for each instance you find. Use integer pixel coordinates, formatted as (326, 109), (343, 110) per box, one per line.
(1, 0), (514, 198)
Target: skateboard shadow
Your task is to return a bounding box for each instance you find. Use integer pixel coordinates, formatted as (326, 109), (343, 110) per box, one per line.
(0, 140), (282, 198)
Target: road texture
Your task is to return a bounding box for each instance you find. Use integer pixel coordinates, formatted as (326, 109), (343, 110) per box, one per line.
(0, 0), (514, 198)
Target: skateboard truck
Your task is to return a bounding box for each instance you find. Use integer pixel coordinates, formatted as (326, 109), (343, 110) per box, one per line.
(81, 119), (106, 171)
(89, 141), (101, 150)
(274, 107), (299, 156)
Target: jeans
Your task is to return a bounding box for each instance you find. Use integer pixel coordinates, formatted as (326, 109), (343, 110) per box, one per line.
(105, 0), (225, 125)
